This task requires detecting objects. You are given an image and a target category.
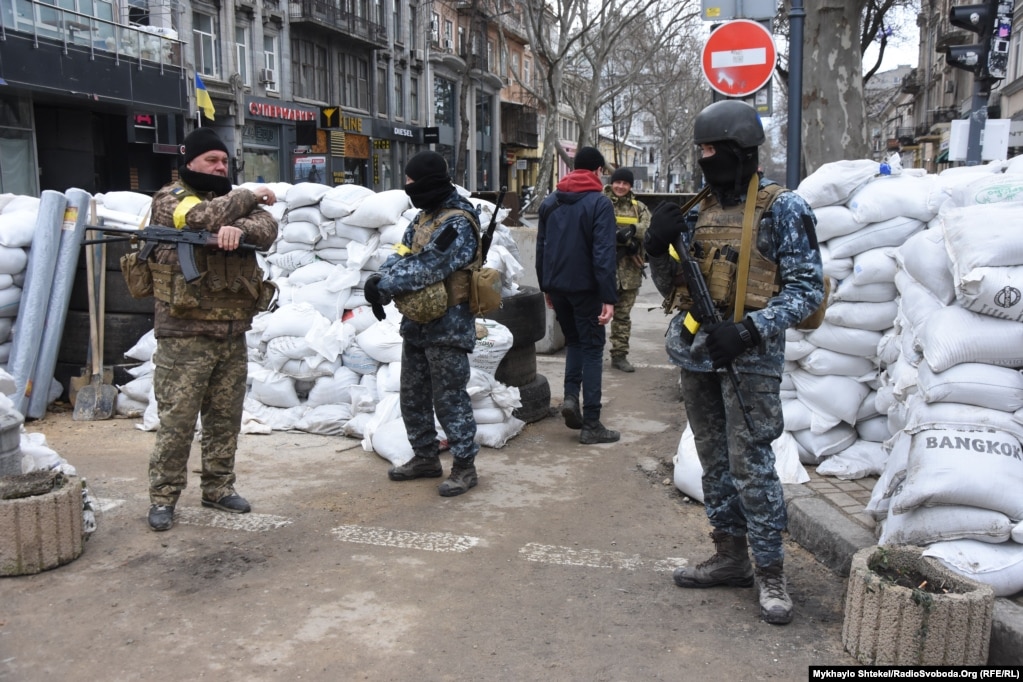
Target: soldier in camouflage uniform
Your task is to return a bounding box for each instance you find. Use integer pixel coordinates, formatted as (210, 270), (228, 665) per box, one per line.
(645, 101), (824, 625)
(146, 127), (279, 532)
(603, 168), (651, 373)
(363, 151), (481, 497)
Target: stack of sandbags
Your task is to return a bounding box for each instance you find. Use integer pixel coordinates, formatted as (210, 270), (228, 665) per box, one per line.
(0, 194), (37, 365)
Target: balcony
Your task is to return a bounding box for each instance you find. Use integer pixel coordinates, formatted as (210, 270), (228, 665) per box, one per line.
(900, 70), (921, 94)
(501, 102), (538, 149)
(288, 0), (386, 47)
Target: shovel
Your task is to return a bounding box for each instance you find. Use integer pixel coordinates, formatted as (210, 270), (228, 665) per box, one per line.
(73, 215), (117, 421)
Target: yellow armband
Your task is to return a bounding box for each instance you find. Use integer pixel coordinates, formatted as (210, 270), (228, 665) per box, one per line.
(172, 196), (202, 229)
(394, 243), (412, 257)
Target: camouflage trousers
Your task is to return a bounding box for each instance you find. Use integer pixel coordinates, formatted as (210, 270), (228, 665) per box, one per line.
(149, 335), (248, 506)
(400, 340), (479, 461)
(679, 369), (786, 567)
(610, 287), (638, 359)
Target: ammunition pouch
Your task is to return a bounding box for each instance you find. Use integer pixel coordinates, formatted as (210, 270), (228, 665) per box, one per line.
(150, 252), (267, 320)
(120, 251), (154, 299)
(393, 280), (449, 324)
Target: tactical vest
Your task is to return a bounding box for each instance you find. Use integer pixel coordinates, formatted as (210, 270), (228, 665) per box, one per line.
(150, 185), (266, 321)
(613, 198), (640, 227)
(664, 184), (785, 317)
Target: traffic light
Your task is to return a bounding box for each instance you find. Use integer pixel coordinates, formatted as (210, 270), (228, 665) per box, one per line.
(944, 0), (1014, 80)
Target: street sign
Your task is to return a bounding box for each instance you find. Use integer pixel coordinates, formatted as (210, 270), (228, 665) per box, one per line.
(700, 0), (777, 21)
(701, 19), (777, 97)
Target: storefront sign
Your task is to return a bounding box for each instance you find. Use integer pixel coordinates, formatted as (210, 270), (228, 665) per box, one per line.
(246, 97), (318, 122)
(372, 120), (421, 141)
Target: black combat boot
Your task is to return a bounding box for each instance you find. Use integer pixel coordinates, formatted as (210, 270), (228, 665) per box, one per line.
(611, 355), (635, 373)
(673, 530), (755, 588)
(388, 455), (443, 481)
(579, 420), (619, 444)
(755, 561), (793, 625)
(561, 395), (583, 430)
(438, 457), (477, 497)
(148, 504), (175, 532)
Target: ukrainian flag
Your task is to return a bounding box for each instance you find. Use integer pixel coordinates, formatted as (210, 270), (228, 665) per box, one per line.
(195, 73), (215, 121)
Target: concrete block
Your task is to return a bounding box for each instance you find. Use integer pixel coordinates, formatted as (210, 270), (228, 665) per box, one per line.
(0, 475), (84, 576)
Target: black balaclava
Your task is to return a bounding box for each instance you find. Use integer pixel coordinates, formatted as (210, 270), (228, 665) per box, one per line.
(178, 128), (233, 196)
(698, 141), (760, 207)
(404, 151), (454, 210)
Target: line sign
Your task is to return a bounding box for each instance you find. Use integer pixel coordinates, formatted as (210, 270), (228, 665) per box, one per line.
(701, 19), (776, 98)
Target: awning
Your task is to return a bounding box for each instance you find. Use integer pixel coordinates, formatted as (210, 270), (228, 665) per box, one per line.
(936, 149), (949, 163)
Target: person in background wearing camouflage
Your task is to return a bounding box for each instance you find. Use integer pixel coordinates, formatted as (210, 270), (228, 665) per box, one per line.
(146, 127), (279, 532)
(645, 101), (824, 625)
(603, 167), (651, 373)
(537, 147), (619, 445)
(363, 151), (481, 497)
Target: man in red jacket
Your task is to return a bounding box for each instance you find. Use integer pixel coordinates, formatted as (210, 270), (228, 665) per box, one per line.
(535, 147), (619, 444)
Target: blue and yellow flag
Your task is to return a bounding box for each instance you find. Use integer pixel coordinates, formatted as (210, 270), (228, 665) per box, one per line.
(195, 73), (215, 121)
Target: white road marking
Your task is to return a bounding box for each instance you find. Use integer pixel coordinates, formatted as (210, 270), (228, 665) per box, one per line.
(520, 543), (686, 573)
(711, 47), (767, 68)
(331, 524), (481, 553)
(175, 507), (293, 532)
(96, 497), (125, 513)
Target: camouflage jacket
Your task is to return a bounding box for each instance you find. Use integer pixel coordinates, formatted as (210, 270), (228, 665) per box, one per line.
(378, 190), (480, 352)
(149, 180), (278, 339)
(603, 187), (651, 291)
(648, 179), (824, 377)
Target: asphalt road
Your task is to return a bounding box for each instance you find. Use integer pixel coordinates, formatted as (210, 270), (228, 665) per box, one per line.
(0, 281), (858, 681)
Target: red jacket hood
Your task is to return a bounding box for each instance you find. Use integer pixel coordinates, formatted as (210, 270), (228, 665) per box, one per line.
(556, 169), (605, 193)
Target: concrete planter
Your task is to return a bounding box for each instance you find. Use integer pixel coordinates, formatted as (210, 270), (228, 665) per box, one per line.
(843, 545), (995, 665)
(0, 475), (84, 576)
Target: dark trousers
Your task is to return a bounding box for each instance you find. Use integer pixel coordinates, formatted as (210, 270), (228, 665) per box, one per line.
(550, 291), (606, 423)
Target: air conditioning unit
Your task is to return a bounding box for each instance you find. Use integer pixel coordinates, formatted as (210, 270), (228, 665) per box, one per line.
(413, 49), (424, 62)
(258, 68), (276, 84)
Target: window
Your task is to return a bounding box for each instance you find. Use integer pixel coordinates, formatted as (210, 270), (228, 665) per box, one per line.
(193, 11), (219, 78)
(236, 25), (250, 87)
(444, 19), (453, 45)
(394, 71), (405, 119)
(263, 34), (279, 92)
(435, 77), (455, 127)
(408, 6), (417, 50)
(523, 58), (530, 87)
(127, 0), (148, 25)
(431, 11), (440, 43)
(341, 54), (370, 111)
(410, 76), (419, 122)
(377, 65), (388, 115)
(292, 38), (328, 101)
(511, 52), (520, 82)
(374, 0), (383, 25)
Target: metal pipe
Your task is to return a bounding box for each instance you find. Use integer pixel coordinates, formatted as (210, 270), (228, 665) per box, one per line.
(787, 0), (805, 189)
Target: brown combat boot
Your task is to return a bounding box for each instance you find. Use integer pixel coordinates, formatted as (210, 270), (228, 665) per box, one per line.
(755, 562), (793, 625)
(438, 458), (478, 497)
(673, 530), (755, 588)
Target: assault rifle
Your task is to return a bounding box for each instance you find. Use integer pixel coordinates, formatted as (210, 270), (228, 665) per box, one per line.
(480, 186), (507, 261)
(84, 224), (257, 283)
(670, 187), (754, 431)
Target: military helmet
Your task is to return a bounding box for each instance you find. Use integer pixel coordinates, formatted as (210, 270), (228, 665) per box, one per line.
(693, 100), (765, 148)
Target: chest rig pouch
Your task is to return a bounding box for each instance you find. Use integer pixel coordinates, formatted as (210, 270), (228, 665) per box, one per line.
(392, 207), (479, 324)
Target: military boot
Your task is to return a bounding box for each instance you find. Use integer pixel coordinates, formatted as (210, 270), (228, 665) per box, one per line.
(560, 395), (583, 430)
(755, 562), (793, 625)
(388, 455), (443, 481)
(673, 530), (754, 588)
(438, 458), (478, 497)
(611, 355), (635, 373)
(579, 420), (620, 444)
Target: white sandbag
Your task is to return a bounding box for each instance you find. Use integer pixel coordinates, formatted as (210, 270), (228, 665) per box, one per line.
(115, 392), (148, 417)
(472, 406), (507, 424)
(946, 172), (1023, 208)
(880, 506), (1014, 546)
(266, 249), (317, 273)
(782, 396), (813, 431)
(790, 370), (871, 426)
(955, 264), (1023, 321)
(341, 341), (381, 375)
(282, 220), (321, 245)
(264, 335), (317, 370)
(249, 371), (301, 408)
(798, 348), (875, 378)
(831, 278), (897, 303)
(356, 320), (403, 364)
(942, 202), (1023, 271)
(822, 300), (898, 331)
(287, 260), (341, 286)
(117, 374), (152, 403)
(917, 362), (1023, 412)
(822, 253), (854, 281)
(475, 417), (526, 448)
(261, 302), (328, 341)
(291, 280), (352, 320)
(345, 237), (383, 270)
(809, 205), (868, 242)
(241, 397), (307, 431)
(335, 222), (378, 244)
(856, 414), (891, 442)
(469, 319), (514, 375)
(792, 423), (857, 465)
(305, 366), (361, 407)
(315, 233), (351, 251)
(293, 403), (354, 436)
(124, 329), (157, 362)
(97, 190), (152, 217)
(816, 439), (887, 479)
(827, 215), (925, 260)
(917, 305), (1023, 373)
(342, 189), (412, 228)
(857, 389), (882, 421)
(894, 270), (946, 328)
(343, 305), (386, 333)
(285, 182), (331, 208)
(904, 397), (1023, 444)
(320, 184), (375, 218)
(0, 285), (22, 317)
(923, 540), (1023, 597)
(1014, 521), (1023, 544)
(379, 220), (407, 246)
(891, 426), (1023, 520)
(0, 245), (28, 276)
(795, 159), (880, 208)
(276, 355), (340, 381)
(783, 336), (815, 361)
(846, 174), (943, 224)
(865, 431), (911, 520)
(375, 362), (401, 396)
(314, 247), (348, 265)
(362, 394), (404, 456)
(806, 323), (882, 359)
(852, 246), (898, 285)
(0, 210), (38, 248)
(0, 195), (39, 214)
(286, 205), (324, 225)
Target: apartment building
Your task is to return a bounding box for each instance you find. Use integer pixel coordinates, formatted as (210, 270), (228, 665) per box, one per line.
(0, 0), (539, 195)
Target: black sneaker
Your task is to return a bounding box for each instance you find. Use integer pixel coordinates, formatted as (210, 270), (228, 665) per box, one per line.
(201, 493), (251, 514)
(148, 504), (175, 531)
(561, 395), (583, 430)
(579, 420), (620, 444)
(438, 459), (478, 497)
(389, 455), (443, 481)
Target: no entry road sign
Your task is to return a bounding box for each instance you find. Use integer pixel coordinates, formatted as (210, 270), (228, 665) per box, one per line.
(701, 19), (776, 98)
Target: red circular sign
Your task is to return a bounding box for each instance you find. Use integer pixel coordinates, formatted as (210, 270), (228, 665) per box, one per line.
(701, 20), (776, 98)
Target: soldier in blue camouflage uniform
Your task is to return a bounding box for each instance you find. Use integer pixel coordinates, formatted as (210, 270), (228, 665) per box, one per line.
(645, 101), (824, 625)
(146, 127), (279, 531)
(363, 151), (481, 496)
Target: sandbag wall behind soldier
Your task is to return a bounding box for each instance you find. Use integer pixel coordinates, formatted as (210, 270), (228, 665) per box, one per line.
(644, 101), (824, 625)
(603, 168), (651, 373)
(146, 127), (279, 532)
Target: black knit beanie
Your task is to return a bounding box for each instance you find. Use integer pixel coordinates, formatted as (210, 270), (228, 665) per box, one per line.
(610, 168), (634, 186)
(183, 127), (229, 165)
(404, 151), (449, 182)
(573, 147), (605, 171)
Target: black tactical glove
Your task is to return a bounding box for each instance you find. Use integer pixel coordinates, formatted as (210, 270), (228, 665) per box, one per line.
(616, 225), (636, 244)
(364, 274), (389, 321)
(704, 318), (761, 369)
(645, 202), (687, 258)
